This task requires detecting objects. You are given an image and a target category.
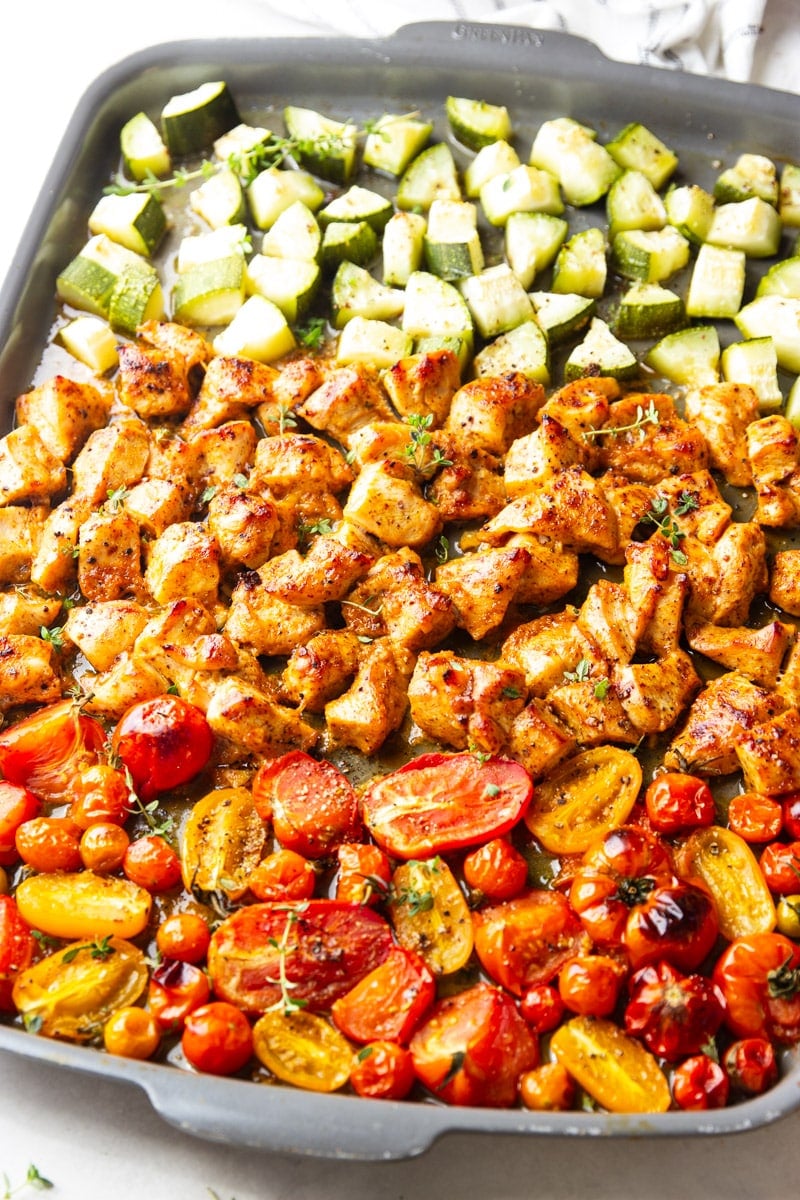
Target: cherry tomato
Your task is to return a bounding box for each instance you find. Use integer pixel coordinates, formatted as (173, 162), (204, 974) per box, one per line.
(644, 771), (715, 835)
(676, 825), (776, 940)
(568, 826), (674, 948)
(331, 946), (436, 1044)
(0, 895), (36, 1009)
(410, 981), (539, 1108)
(389, 857), (474, 975)
(14, 870), (152, 941)
(334, 842), (391, 906)
(624, 882), (719, 972)
(713, 932), (800, 1043)
(524, 747), (641, 855)
(0, 700), (105, 804)
(519, 1062), (575, 1111)
(759, 840), (800, 894)
(155, 913), (211, 964)
(624, 960), (726, 1060)
(361, 752), (533, 860)
(148, 958), (211, 1032)
(15, 816), (82, 873)
(782, 792), (800, 839)
(252, 1009), (353, 1092)
(252, 751), (360, 858)
(247, 848), (316, 902)
(727, 792), (783, 843)
(103, 1005), (160, 1059)
(79, 822), (130, 874)
(550, 1015), (671, 1113)
(474, 890), (591, 995)
(112, 695), (213, 799)
(180, 787), (266, 903)
(68, 764), (133, 829)
(0, 782), (41, 866)
(723, 1037), (778, 1096)
(558, 954), (625, 1017)
(123, 834), (182, 893)
(519, 983), (565, 1033)
(208, 899), (394, 1014)
(182, 1001), (253, 1076)
(776, 894), (800, 939)
(350, 1041), (416, 1100)
(463, 837), (529, 902)
(672, 1055), (729, 1110)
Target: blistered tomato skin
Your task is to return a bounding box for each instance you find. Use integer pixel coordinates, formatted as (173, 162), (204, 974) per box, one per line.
(349, 1041), (416, 1100)
(0, 701), (105, 804)
(148, 959), (211, 1032)
(104, 1006), (160, 1060)
(713, 932), (800, 1043)
(558, 955), (625, 1018)
(724, 1037), (779, 1096)
(672, 1056), (730, 1110)
(463, 837), (529, 902)
(644, 772), (715, 835)
(15, 816), (82, 873)
(330, 946), (436, 1045)
(112, 695), (213, 800)
(0, 895), (36, 1007)
(123, 834), (182, 893)
(247, 848), (316, 902)
(474, 890), (591, 995)
(624, 960), (726, 1060)
(155, 913), (211, 964)
(624, 882), (719, 972)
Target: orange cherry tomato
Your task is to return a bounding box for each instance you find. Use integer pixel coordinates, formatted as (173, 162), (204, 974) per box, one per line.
(723, 1037), (778, 1096)
(759, 841), (800, 894)
(207, 899), (394, 1014)
(247, 848), (316, 902)
(362, 752), (533, 861)
(672, 1055), (729, 1110)
(15, 816), (82, 873)
(727, 792), (783, 843)
(334, 842), (391, 906)
(473, 890), (591, 995)
(713, 931), (800, 1043)
(410, 981), (539, 1108)
(182, 1001), (253, 1076)
(0, 699), (105, 804)
(519, 983), (565, 1033)
(558, 954), (625, 1018)
(103, 1005), (160, 1059)
(0, 782), (41, 866)
(644, 771), (715, 835)
(463, 837), (529, 902)
(79, 823), (130, 873)
(568, 825), (674, 948)
(68, 764), (133, 829)
(148, 959), (211, 1032)
(155, 913), (211, 964)
(252, 751), (360, 858)
(331, 946), (436, 1045)
(350, 1042), (416, 1100)
(519, 1062), (575, 1111)
(624, 882), (719, 972)
(124, 834), (182, 893)
(112, 695), (213, 800)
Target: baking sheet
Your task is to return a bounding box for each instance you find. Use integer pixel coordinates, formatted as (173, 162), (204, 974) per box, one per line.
(2, 20), (800, 1159)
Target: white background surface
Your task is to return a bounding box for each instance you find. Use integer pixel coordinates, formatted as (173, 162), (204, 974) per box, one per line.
(2, 2), (800, 1197)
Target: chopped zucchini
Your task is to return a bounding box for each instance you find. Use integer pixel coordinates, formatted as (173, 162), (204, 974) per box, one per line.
(189, 167), (246, 229)
(605, 122), (678, 190)
(172, 256), (246, 326)
(260, 201), (321, 262)
(664, 183), (715, 245)
(785, 374), (800, 428)
(459, 264), (534, 339)
(336, 317), (413, 368)
(505, 212), (568, 290)
(615, 281), (685, 339)
(685, 244), (746, 319)
(473, 320), (550, 384)
(382, 212), (427, 287)
(445, 96), (512, 150)
(161, 81), (240, 157)
(331, 261), (404, 328)
(213, 122), (273, 164)
(318, 186), (393, 233)
(552, 227), (607, 299)
(108, 264), (164, 335)
(56, 234), (150, 318)
(564, 317), (638, 382)
(735, 296), (800, 373)
(480, 165), (564, 227)
(645, 325), (721, 387)
(120, 112), (170, 182)
(721, 338), (783, 412)
(530, 291), (595, 344)
(424, 199), (484, 280)
(756, 256), (800, 299)
(413, 334), (470, 369)
(606, 170), (666, 236)
(611, 226), (690, 282)
(402, 271), (474, 360)
(529, 117), (621, 207)
(176, 225), (248, 273)
(396, 143), (461, 211)
(245, 255), (321, 322)
(213, 294), (296, 362)
(319, 221), (379, 272)
(464, 140), (521, 199)
(59, 315), (119, 374)
(707, 197), (782, 257)
(283, 106), (358, 184)
(714, 153), (779, 206)
(88, 191), (166, 257)
(779, 164), (800, 228)
(362, 113), (433, 177)
(247, 167), (325, 231)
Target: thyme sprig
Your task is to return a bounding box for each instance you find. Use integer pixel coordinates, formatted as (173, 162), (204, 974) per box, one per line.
(582, 398), (660, 442)
(643, 495), (689, 565)
(403, 413), (452, 477)
(0, 1165), (53, 1197)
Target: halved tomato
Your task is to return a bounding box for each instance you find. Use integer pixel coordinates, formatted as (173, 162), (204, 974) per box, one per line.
(389, 857), (474, 976)
(473, 889), (591, 995)
(252, 751), (361, 858)
(360, 752), (533, 860)
(330, 946), (436, 1044)
(253, 1010), (353, 1093)
(180, 787), (266, 902)
(0, 699), (105, 804)
(207, 899), (394, 1014)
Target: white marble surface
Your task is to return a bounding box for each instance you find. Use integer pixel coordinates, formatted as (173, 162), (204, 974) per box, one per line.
(2, 2), (800, 1196)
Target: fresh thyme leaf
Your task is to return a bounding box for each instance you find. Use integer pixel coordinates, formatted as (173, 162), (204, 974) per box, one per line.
(39, 625), (65, 651)
(434, 534), (450, 564)
(593, 677), (611, 700)
(297, 517), (334, 543)
(563, 657), (592, 683)
(200, 485), (218, 505)
(403, 413), (452, 477)
(643, 495), (689, 564)
(501, 685), (521, 700)
(103, 485), (129, 513)
(674, 489), (700, 516)
(232, 473), (249, 489)
(296, 316), (327, 350)
(582, 398), (660, 442)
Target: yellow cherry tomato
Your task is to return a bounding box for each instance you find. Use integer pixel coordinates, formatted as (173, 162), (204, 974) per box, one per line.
(550, 1015), (671, 1114)
(104, 1005), (160, 1059)
(253, 1009), (354, 1092)
(676, 825), (776, 940)
(14, 870), (152, 940)
(180, 787), (266, 902)
(388, 856), (473, 975)
(776, 895), (800, 939)
(524, 747), (642, 855)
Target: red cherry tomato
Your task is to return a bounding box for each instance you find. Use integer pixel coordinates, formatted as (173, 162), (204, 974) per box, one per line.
(349, 1041), (416, 1101)
(68, 764), (133, 829)
(334, 842), (391, 907)
(624, 882), (719, 972)
(155, 913), (211, 964)
(713, 932), (800, 1044)
(331, 946), (436, 1044)
(148, 959), (212, 1032)
(723, 1037), (778, 1096)
(782, 792), (800, 839)
(0, 895), (36, 1009)
(568, 826), (674, 947)
(207, 899), (394, 1014)
(111, 695), (213, 800)
(252, 751), (360, 858)
(519, 983), (565, 1033)
(727, 792), (783, 843)
(758, 841), (800, 894)
(558, 955), (625, 1018)
(360, 752), (533, 860)
(624, 960), (726, 1060)
(672, 1055), (729, 1110)
(247, 848), (316, 902)
(123, 835), (182, 893)
(644, 772), (715, 835)
(0, 782), (41, 866)
(182, 1001), (253, 1076)
(15, 816), (82, 873)
(463, 837), (529, 902)
(0, 700), (104, 804)
(410, 981), (539, 1108)
(473, 890), (591, 995)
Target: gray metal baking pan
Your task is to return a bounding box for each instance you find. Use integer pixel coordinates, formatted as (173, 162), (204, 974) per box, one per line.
(2, 20), (800, 1160)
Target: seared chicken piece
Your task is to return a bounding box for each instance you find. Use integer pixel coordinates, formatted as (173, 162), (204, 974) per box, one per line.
(133, 600), (238, 696)
(436, 543), (531, 640)
(324, 638), (412, 755)
(206, 486), (279, 570)
(346, 420), (412, 469)
(382, 349), (461, 427)
(595, 472), (654, 565)
(343, 459), (442, 549)
(144, 521), (220, 608)
(116, 342), (193, 420)
(341, 548), (455, 651)
(0, 425), (67, 507)
(71, 418), (151, 505)
(686, 619), (795, 689)
(770, 550), (800, 616)
(503, 414), (586, 497)
(624, 536), (689, 655)
(182, 355), (278, 431)
(205, 676), (318, 760)
(0, 635), (61, 710)
(577, 580), (639, 668)
(0, 506), (47, 584)
(684, 382), (759, 487)
(122, 478), (194, 537)
(735, 707), (800, 796)
(269, 491), (345, 557)
(501, 609), (594, 696)
(0, 590), (61, 636)
(664, 671), (785, 775)
(547, 678), (639, 747)
(747, 415), (798, 484)
(256, 535), (373, 608)
(777, 640), (800, 708)
(29, 496), (93, 593)
(16, 375), (111, 463)
(254, 357), (323, 434)
(298, 364), (395, 447)
(225, 571), (326, 657)
(538, 376), (619, 450)
(684, 520), (768, 626)
(506, 535), (579, 606)
(64, 599), (151, 672)
(80, 651), (167, 718)
(613, 649), (701, 735)
(595, 392), (709, 483)
(407, 650), (527, 754)
(444, 372), (545, 455)
(654, 471), (732, 545)
(506, 698), (577, 779)
(480, 467), (619, 558)
(78, 510), (145, 602)
(187, 421), (258, 493)
(281, 629), (361, 712)
(252, 433), (353, 496)
(425, 440), (506, 523)
(137, 319), (210, 373)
